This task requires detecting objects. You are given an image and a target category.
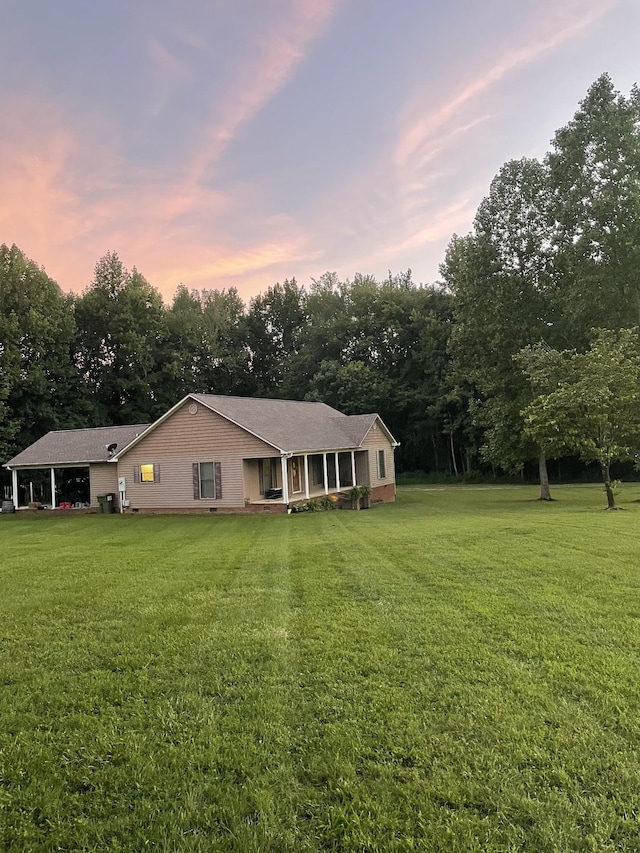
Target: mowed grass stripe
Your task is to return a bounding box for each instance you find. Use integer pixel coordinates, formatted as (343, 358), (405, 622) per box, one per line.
(1, 488), (640, 851)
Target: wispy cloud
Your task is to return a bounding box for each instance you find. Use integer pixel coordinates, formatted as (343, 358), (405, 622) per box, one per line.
(185, 0), (341, 186)
(396, 0), (615, 170)
(0, 0), (625, 301)
(289, 0), (616, 283)
(0, 97), (313, 297)
(147, 37), (191, 117)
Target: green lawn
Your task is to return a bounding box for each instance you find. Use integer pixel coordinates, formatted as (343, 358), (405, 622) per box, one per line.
(1, 486), (639, 852)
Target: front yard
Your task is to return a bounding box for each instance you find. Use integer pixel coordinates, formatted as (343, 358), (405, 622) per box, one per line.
(1, 486), (639, 851)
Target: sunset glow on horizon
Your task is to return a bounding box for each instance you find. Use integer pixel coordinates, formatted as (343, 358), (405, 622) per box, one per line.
(1, 0), (637, 303)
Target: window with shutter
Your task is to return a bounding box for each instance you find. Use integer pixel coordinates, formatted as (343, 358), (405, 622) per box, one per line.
(214, 461), (222, 500)
(199, 462), (215, 499)
(138, 464), (158, 483)
(194, 462), (221, 499)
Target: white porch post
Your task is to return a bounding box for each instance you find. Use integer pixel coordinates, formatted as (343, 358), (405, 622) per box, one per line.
(303, 454), (310, 499)
(351, 451), (356, 486)
(50, 467), (57, 509)
(281, 456), (290, 505)
(335, 452), (340, 491)
(11, 469), (18, 508)
(322, 452), (329, 495)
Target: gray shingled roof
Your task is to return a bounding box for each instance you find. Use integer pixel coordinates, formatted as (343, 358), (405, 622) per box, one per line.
(189, 394), (384, 453)
(5, 424), (150, 467)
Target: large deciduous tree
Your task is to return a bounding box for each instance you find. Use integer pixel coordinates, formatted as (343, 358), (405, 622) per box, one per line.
(160, 286), (253, 404)
(443, 158), (557, 496)
(548, 74), (640, 340)
(246, 278), (307, 396)
(520, 328), (640, 509)
(0, 244), (82, 460)
(74, 252), (168, 424)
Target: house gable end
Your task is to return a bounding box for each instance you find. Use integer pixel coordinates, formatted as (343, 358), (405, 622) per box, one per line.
(339, 414), (399, 449)
(114, 395), (283, 460)
(120, 399), (280, 462)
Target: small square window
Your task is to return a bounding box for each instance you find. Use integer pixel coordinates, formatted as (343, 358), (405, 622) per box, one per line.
(140, 463), (156, 483)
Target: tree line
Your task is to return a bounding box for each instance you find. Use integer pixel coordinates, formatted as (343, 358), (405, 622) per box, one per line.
(2, 74), (640, 494)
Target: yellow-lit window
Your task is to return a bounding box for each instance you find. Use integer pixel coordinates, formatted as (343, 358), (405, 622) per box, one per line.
(140, 464), (155, 483)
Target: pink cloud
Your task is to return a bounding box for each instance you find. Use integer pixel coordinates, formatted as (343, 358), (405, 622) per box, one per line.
(0, 97), (316, 300)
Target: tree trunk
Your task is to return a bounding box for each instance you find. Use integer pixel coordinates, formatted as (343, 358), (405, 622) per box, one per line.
(432, 434), (439, 474)
(600, 462), (616, 509)
(449, 428), (459, 477)
(538, 450), (552, 501)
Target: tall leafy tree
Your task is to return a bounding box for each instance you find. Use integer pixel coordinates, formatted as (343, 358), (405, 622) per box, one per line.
(305, 359), (392, 414)
(159, 285), (208, 402)
(521, 328), (640, 509)
(74, 252), (168, 424)
(548, 74), (640, 341)
(301, 271), (455, 472)
(199, 288), (254, 396)
(280, 272), (346, 400)
(246, 278), (307, 396)
(443, 158), (558, 496)
(0, 244), (83, 459)
(161, 285), (255, 402)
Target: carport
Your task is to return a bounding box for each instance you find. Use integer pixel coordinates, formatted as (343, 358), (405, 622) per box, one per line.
(4, 423), (149, 510)
(10, 465), (90, 509)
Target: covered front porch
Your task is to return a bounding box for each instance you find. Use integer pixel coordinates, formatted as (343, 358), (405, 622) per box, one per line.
(244, 450), (369, 506)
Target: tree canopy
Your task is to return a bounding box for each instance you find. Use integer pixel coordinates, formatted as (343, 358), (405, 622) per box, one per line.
(3, 74), (640, 495)
(520, 329), (640, 508)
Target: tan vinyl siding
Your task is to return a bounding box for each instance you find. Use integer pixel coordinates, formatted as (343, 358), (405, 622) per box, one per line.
(89, 464), (119, 508)
(120, 402), (279, 509)
(361, 422), (396, 487)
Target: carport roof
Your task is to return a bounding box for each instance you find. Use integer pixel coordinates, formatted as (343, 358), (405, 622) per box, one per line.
(5, 424), (150, 468)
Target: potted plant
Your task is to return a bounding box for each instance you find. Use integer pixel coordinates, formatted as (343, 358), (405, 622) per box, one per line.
(349, 484), (362, 510)
(360, 484), (372, 509)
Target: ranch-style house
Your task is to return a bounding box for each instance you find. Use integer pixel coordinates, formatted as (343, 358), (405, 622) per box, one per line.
(4, 394), (398, 513)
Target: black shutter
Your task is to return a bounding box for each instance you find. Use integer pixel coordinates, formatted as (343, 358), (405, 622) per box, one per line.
(134, 466), (140, 484)
(192, 463), (200, 499)
(214, 461), (222, 500)
(155, 464), (160, 483)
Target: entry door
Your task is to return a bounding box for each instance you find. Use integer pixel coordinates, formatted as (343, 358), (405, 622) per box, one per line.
(291, 458), (301, 493)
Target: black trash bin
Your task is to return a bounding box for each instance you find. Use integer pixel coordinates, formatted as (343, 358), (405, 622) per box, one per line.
(97, 493), (115, 514)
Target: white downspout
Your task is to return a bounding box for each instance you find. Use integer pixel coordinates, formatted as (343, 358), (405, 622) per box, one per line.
(351, 451), (356, 486)
(335, 452), (340, 491)
(50, 467), (57, 509)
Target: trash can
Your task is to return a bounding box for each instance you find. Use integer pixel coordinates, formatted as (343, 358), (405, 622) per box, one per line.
(97, 493), (115, 514)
